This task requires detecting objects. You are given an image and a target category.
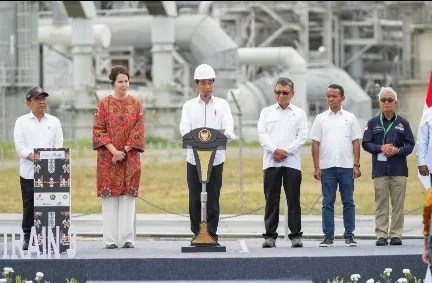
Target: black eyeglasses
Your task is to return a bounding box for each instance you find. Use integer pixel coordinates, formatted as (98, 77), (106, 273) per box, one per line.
(380, 98), (395, 103)
(274, 90), (293, 96)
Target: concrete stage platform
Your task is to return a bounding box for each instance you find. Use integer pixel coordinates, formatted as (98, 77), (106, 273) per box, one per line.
(0, 238), (427, 283)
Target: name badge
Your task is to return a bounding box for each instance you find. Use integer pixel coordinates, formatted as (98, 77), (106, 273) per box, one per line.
(378, 153), (387, 162)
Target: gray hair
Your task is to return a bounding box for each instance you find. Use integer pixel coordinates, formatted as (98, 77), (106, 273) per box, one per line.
(378, 87), (398, 102)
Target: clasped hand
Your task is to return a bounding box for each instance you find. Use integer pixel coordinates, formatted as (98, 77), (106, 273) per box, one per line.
(381, 144), (398, 157)
(112, 150), (126, 164)
(273, 148), (288, 162)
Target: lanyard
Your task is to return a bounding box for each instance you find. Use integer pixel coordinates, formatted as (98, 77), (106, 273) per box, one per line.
(380, 113), (397, 139)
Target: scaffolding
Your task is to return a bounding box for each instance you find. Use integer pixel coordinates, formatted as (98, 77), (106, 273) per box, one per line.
(0, 64), (5, 142)
(16, 1), (36, 86)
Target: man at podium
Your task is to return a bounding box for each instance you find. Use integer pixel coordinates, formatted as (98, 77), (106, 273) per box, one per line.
(13, 87), (64, 250)
(179, 64), (235, 243)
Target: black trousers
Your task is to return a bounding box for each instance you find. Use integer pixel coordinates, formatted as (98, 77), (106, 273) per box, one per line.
(187, 162), (223, 240)
(263, 166), (303, 240)
(20, 177), (34, 241)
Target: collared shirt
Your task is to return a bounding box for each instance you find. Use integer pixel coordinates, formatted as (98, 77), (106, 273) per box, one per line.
(309, 108), (362, 169)
(257, 103), (308, 170)
(417, 119), (432, 170)
(13, 112), (64, 179)
(179, 94), (235, 166)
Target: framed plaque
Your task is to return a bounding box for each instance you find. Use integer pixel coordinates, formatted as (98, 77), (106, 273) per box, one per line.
(33, 148), (71, 253)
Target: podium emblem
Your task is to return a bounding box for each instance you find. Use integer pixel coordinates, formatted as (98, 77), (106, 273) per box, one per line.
(199, 129), (211, 142)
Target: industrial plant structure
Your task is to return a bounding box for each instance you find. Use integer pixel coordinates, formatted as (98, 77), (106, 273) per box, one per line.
(1, 1), (431, 142)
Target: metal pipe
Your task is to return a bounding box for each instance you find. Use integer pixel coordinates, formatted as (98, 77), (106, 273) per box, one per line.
(197, 1), (214, 15)
(38, 24), (112, 48)
(238, 47), (307, 70)
(237, 47), (307, 113)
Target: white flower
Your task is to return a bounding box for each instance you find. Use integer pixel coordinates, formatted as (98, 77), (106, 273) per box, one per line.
(384, 268), (392, 274)
(397, 278), (407, 283)
(351, 274), (361, 281)
(366, 279), (375, 283)
(403, 269), (411, 274)
(35, 272), (43, 278)
(3, 267), (13, 273)
(0, 279), (7, 283)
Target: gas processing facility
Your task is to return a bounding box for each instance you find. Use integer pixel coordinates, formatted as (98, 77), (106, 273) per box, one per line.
(0, 1), (432, 142)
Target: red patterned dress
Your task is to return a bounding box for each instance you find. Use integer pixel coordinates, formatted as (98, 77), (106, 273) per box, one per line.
(92, 95), (145, 197)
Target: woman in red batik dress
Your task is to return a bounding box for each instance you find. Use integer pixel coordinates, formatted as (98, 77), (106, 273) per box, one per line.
(92, 65), (144, 249)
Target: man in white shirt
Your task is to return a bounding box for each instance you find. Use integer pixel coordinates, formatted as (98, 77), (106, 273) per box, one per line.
(418, 112), (432, 182)
(13, 87), (64, 250)
(309, 84), (362, 247)
(257, 77), (308, 248)
(179, 64), (235, 243)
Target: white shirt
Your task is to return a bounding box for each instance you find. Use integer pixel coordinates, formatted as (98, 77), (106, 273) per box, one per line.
(257, 103), (308, 170)
(309, 108), (362, 169)
(13, 112), (64, 179)
(179, 94), (235, 166)
(417, 119), (432, 170)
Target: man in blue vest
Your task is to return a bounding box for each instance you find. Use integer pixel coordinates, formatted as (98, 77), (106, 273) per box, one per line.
(362, 87), (415, 246)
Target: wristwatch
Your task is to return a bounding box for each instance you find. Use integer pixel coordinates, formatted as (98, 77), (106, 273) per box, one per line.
(353, 164), (360, 168)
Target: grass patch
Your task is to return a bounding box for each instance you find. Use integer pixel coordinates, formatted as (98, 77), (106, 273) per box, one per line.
(0, 152), (426, 216)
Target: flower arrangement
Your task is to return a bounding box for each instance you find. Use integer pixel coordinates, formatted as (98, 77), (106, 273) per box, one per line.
(0, 267), (79, 283)
(327, 268), (423, 283)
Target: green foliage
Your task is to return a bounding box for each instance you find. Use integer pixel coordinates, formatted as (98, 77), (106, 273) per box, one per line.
(0, 267), (79, 283)
(326, 269), (424, 283)
(327, 276), (345, 283)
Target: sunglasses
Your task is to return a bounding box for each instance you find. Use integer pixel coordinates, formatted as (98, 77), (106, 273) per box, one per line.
(380, 98), (395, 103)
(274, 90), (293, 96)
(31, 96), (47, 102)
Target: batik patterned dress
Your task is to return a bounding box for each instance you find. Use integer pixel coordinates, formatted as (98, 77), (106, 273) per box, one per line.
(92, 95), (145, 197)
(423, 188), (432, 237)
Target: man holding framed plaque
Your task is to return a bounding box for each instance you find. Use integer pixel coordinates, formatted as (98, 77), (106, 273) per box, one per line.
(13, 87), (64, 250)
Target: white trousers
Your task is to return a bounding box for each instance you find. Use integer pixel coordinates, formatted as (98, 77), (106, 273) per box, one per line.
(102, 195), (136, 247)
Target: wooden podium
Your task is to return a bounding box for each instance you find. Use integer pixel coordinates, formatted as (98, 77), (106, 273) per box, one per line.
(181, 127), (227, 253)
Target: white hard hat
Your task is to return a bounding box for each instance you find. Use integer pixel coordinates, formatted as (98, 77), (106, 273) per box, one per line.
(194, 64), (216, 80)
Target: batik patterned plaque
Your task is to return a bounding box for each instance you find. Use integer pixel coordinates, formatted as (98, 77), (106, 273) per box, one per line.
(34, 148), (71, 253)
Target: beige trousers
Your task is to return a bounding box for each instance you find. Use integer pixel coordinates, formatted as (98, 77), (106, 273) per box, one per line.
(102, 195), (136, 247)
(374, 176), (407, 239)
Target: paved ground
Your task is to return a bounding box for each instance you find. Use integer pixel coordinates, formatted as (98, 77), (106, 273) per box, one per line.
(0, 238), (422, 259)
(0, 213), (424, 239)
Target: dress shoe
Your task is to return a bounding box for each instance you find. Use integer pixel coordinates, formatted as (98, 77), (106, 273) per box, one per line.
(376, 237), (388, 246)
(22, 241), (29, 251)
(122, 242), (134, 248)
(105, 244), (118, 249)
(390, 237), (402, 245)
